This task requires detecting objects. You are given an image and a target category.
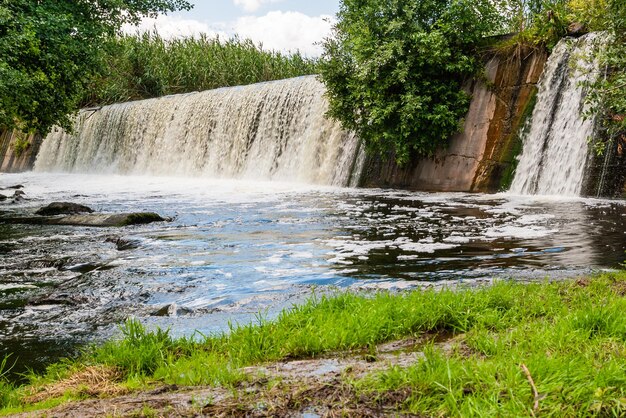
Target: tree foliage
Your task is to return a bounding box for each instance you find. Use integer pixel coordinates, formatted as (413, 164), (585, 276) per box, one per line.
(0, 0), (191, 134)
(580, 0), (626, 149)
(319, 0), (501, 164)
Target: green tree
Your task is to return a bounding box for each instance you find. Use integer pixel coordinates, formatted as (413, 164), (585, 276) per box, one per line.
(0, 0), (192, 135)
(319, 0), (501, 164)
(585, 0), (626, 146)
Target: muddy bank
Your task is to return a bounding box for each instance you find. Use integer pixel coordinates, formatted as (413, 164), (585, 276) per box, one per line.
(14, 335), (451, 418)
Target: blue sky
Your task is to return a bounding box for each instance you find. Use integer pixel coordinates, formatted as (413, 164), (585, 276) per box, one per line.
(127, 0), (340, 56)
(176, 1), (339, 22)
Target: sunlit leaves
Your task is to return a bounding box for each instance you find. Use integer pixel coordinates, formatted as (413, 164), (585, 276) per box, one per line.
(319, 0), (500, 164)
(0, 0), (191, 134)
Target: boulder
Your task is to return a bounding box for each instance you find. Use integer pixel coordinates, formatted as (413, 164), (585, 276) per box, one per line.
(35, 202), (94, 216)
(53, 212), (166, 227)
(0, 212), (166, 227)
(151, 303), (194, 317)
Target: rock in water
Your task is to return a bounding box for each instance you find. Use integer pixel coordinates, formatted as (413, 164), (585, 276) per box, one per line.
(35, 202), (94, 216)
(105, 236), (142, 250)
(1, 212), (166, 227)
(52, 212), (166, 227)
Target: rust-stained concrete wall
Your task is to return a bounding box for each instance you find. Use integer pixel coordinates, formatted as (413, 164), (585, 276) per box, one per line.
(0, 130), (42, 173)
(360, 47), (548, 193)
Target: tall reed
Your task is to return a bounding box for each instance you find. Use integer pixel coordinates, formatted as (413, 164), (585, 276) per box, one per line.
(82, 32), (319, 106)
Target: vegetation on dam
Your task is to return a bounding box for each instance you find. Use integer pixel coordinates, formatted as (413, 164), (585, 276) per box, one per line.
(320, 0), (626, 163)
(80, 33), (319, 107)
(0, 270), (625, 415)
(580, 0), (626, 156)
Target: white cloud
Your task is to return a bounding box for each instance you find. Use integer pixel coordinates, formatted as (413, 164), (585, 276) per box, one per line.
(233, 11), (334, 56)
(123, 11), (334, 57)
(233, 0), (283, 13)
(122, 15), (226, 39)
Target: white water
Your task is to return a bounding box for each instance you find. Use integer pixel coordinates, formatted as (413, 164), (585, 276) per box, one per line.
(35, 76), (364, 187)
(510, 33), (603, 196)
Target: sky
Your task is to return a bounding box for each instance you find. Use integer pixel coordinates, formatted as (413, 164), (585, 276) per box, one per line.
(124, 0), (340, 57)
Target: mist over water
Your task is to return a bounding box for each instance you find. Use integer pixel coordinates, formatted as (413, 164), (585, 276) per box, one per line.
(1, 173), (624, 375)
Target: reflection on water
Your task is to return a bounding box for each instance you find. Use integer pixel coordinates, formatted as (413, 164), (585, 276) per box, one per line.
(0, 173), (624, 375)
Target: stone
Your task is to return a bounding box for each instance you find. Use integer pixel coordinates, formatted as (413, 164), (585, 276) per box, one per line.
(152, 304), (177, 317)
(35, 202), (94, 216)
(151, 303), (193, 317)
(55, 212), (166, 227)
(105, 236), (141, 250)
(0, 194), (6, 201)
(567, 22), (587, 37)
(0, 212), (166, 227)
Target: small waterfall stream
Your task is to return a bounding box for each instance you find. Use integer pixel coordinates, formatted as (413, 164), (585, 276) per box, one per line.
(35, 76), (364, 187)
(510, 33), (604, 196)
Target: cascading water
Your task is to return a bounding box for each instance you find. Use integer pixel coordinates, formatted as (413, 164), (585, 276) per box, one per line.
(35, 76), (364, 187)
(510, 33), (604, 196)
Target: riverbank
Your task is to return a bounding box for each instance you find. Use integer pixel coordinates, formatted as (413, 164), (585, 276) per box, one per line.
(1, 269), (626, 416)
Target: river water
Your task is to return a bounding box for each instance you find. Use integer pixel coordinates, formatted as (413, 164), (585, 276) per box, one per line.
(1, 172), (625, 374)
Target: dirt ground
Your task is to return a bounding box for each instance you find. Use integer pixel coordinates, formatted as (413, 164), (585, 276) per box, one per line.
(13, 335), (461, 417)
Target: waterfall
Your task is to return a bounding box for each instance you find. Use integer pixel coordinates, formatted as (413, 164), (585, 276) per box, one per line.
(510, 33), (604, 196)
(35, 76), (364, 187)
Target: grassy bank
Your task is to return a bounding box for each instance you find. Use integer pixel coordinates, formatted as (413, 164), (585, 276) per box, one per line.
(82, 33), (319, 107)
(2, 270), (626, 415)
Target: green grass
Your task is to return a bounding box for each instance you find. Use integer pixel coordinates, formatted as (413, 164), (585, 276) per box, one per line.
(82, 32), (319, 107)
(2, 270), (626, 416)
(355, 278), (626, 416)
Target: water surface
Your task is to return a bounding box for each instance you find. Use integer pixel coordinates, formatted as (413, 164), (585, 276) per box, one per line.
(1, 173), (624, 374)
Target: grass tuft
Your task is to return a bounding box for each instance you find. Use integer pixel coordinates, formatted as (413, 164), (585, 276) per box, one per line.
(23, 366), (126, 404)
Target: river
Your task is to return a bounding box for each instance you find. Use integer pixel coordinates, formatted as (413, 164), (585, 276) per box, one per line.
(0, 172), (624, 375)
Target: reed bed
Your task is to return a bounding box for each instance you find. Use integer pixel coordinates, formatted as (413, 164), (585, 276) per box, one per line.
(82, 32), (319, 106)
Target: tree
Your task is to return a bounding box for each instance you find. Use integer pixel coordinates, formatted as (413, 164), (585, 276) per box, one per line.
(0, 0), (192, 135)
(319, 0), (501, 164)
(583, 0), (626, 146)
